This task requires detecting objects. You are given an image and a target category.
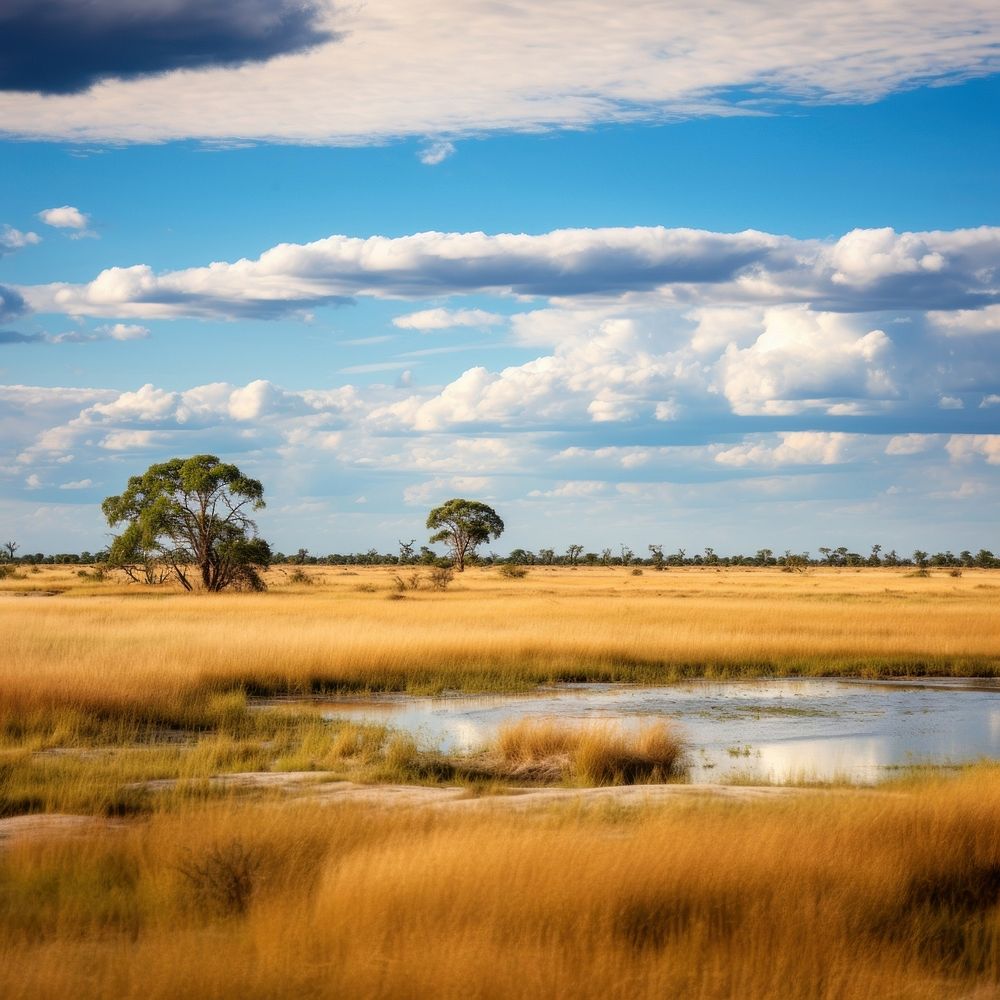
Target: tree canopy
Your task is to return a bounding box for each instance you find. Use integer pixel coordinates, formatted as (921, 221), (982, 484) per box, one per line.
(426, 498), (504, 571)
(102, 454), (271, 592)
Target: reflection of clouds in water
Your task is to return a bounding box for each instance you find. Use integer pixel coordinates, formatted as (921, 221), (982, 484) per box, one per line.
(447, 719), (493, 752)
(754, 738), (889, 783)
(319, 680), (1000, 782)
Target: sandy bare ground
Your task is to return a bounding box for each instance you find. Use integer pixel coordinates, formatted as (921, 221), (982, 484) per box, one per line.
(0, 776), (829, 847)
(136, 770), (817, 807)
(0, 812), (125, 848)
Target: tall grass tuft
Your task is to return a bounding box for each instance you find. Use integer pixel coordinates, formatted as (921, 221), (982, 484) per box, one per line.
(490, 719), (687, 784)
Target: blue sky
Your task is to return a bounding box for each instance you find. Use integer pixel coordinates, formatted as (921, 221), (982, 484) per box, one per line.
(1, 1), (999, 556)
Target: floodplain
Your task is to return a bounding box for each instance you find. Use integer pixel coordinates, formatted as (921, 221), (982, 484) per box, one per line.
(3, 564), (1000, 998)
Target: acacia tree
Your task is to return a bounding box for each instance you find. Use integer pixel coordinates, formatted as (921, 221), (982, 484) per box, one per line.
(426, 498), (504, 572)
(102, 454), (272, 592)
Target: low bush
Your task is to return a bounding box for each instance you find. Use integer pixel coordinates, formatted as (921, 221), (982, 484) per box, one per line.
(176, 839), (264, 916)
(498, 564), (528, 579)
(428, 565), (454, 590)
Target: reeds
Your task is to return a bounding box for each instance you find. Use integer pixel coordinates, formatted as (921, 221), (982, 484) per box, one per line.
(489, 718), (687, 783)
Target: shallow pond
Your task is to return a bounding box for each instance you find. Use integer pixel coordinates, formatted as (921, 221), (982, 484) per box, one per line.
(312, 678), (1000, 784)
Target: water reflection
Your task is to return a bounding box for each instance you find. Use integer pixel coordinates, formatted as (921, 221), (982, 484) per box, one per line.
(313, 678), (1000, 784)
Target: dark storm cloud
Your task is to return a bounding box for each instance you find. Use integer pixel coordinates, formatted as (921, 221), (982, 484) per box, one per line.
(0, 0), (336, 94)
(0, 285), (27, 323)
(0, 330), (43, 344)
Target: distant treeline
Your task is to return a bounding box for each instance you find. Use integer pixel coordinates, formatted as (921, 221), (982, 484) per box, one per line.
(272, 543), (999, 570)
(5, 543), (996, 570)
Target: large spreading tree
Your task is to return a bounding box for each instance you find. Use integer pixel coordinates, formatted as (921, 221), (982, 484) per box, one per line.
(426, 498), (504, 571)
(102, 454), (272, 592)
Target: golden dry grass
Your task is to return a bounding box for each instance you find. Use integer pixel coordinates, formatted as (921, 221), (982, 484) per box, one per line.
(3, 565), (999, 997)
(3, 766), (1000, 999)
(2, 565), (998, 734)
(489, 718), (687, 783)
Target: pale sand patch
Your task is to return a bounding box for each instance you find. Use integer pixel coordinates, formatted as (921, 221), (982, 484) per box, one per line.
(134, 771), (817, 808)
(0, 812), (122, 847)
(0, 777), (832, 847)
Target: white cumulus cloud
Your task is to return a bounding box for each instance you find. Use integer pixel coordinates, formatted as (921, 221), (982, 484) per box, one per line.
(885, 434), (938, 456)
(716, 307), (895, 416)
(38, 205), (90, 230)
(22, 225), (999, 323)
(929, 304), (1000, 336)
(0, 224), (40, 254)
(713, 432), (860, 467)
(946, 435), (1000, 465)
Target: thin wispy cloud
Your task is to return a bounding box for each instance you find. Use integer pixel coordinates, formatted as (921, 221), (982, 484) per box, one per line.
(393, 308), (505, 331)
(339, 335), (396, 346)
(0, 2), (997, 143)
(337, 361), (415, 374)
(419, 140), (456, 165)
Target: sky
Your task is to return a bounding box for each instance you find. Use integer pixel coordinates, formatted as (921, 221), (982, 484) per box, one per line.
(1, 0), (998, 557)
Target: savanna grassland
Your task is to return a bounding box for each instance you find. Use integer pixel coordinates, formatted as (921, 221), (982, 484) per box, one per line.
(3, 565), (1000, 998)
(4, 769), (1000, 998)
(4, 564), (999, 718)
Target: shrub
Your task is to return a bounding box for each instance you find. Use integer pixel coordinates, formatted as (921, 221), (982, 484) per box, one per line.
(498, 564), (528, 579)
(428, 565), (454, 591)
(176, 840), (264, 916)
(631, 568), (643, 576)
(76, 566), (108, 582)
(288, 568), (312, 585)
